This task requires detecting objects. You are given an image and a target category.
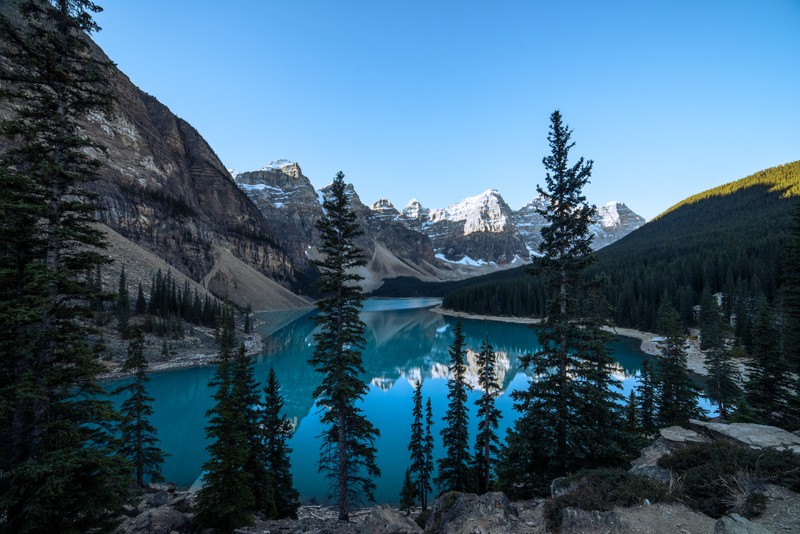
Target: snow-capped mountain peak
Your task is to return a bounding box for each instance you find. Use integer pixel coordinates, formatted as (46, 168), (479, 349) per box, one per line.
(428, 188), (511, 235)
(260, 159), (295, 171)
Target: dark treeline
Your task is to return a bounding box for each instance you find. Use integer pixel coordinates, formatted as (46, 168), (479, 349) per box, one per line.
(431, 161), (800, 332)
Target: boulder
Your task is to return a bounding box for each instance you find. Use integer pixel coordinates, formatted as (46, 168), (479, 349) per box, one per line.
(558, 507), (619, 532)
(629, 437), (675, 483)
(122, 505), (192, 534)
(426, 492), (520, 534)
(714, 514), (774, 534)
(690, 420), (800, 453)
(660, 425), (710, 449)
(358, 505), (423, 533)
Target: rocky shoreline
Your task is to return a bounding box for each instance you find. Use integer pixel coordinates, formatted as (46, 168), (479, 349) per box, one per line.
(122, 420), (800, 533)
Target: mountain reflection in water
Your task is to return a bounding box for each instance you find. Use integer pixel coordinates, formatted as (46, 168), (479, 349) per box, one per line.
(107, 298), (646, 505)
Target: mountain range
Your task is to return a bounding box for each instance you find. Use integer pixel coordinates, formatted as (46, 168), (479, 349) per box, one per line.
(233, 161), (644, 291)
(0, 3), (645, 305)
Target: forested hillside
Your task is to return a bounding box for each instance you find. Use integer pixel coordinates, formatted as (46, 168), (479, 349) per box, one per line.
(378, 161), (800, 331)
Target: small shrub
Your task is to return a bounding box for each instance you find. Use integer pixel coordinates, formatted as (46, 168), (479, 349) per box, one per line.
(721, 468), (767, 518)
(544, 469), (668, 532)
(658, 441), (800, 518)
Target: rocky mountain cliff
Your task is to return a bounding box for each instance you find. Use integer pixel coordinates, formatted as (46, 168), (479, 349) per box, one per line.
(233, 162), (644, 288)
(234, 163), (443, 291)
(0, 3), (311, 309)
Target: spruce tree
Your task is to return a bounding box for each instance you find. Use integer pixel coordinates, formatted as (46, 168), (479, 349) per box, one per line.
(408, 380), (430, 507)
(654, 298), (704, 427)
(399, 468), (417, 516)
(117, 265), (130, 335)
(261, 367), (300, 519)
(436, 320), (472, 493)
(194, 311), (255, 531)
(423, 398), (435, 509)
(135, 282), (147, 315)
(0, 1), (132, 530)
(473, 339), (502, 494)
(500, 110), (627, 497)
(745, 298), (797, 427)
(113, 328), (167, 488)
(702, 297), (739, 419)
(308, 171), (379, 521)
(231, 343), (276, 519)
(782, 206), (800, 375)
(635, 358), (657, 436)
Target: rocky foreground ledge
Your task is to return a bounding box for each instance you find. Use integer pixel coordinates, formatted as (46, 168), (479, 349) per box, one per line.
(122, 421), (800, 534)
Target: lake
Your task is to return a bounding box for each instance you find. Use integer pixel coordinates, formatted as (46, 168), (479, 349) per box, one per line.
(106, 297), (650, 505)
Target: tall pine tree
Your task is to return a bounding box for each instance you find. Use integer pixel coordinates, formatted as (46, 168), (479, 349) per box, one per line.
(745, 298), (797, 427)
(0, 1), (131, 530)
(194, 311), (255, 531)
(309, 171), (379, 521)
(702, 297), (739, 419)
(473, 339), (502, 494)
(113, 328), (167, 488)
(423, 398), (435, 507)
(408, 380), (431, 508)
(261, 367), (300, 519)
(436, 320), (472, 493)
(654, 298), (704, 427)
(500, 110), (628, 496)
(635, 358), (657, 436)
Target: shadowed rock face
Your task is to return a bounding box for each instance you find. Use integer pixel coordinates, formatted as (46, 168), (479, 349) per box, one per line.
(0, 4), (305, 298)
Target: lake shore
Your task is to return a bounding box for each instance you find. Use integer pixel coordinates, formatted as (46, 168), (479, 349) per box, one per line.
(431, 306), (715, 376)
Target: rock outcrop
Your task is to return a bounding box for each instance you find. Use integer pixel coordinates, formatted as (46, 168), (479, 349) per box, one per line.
(690, 420), (800, 454)
(0, 4), (310, 307)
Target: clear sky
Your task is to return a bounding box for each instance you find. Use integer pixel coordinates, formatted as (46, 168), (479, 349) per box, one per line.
(93, 1), (800, 221)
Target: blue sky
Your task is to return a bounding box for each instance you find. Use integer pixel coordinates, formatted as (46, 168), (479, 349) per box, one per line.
(93, 1), (800, 221)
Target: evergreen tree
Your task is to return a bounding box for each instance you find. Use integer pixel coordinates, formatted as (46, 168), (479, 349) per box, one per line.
(135, 282), (147, 315)
(308, 171), (380, 521)
(782, 206), (800, 375)
(117, 265), (130, 335)
(635, 358), (657, 435)
(194, 311), (255, 531)
(654, 298), (704, 427)
(408, 380), (430, 507)
(231, 343), (275, 519)
(625, 390), (638, 434)
(399, 468), (417, 516)
(500, 110), (627, 496)
(423, 398), (435, 510)
(702, 297), (739, 419)
(473, 339), (502, 494)
(261, 367), (300, 519)
(0, 1), (132, 530)
(113, 328), (167, 488)
(745, 298), (797, 427)
(436, 320), (472, 493)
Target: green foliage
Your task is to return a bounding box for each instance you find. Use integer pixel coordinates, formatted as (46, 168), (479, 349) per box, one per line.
(407, 161), (800, 333)
(113, 328), (167, 488)
(473, 339), (502, 494)
(702, 296), (739, 419)
(399, 468), (417, 515)
(745, 299), (798, 428)
(544, 469), (668, 532)
(436, 320), (473, 493)
(653, 298), (704, 427)
(194, 312), (256, 531)
(659, 441), (800, 518)
(635, 358), (657, 435)
(499, 111), (634, 498)
(0, 1), (133, 530)
(261, 367), (300, 519)
(408, 380), (432, 509)
(309, 171), (380, 520)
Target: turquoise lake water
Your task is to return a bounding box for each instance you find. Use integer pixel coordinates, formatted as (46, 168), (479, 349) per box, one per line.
(106, 298), (653, 505)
